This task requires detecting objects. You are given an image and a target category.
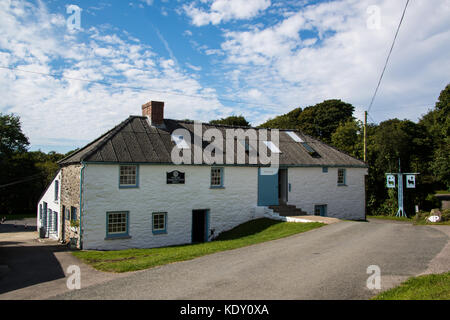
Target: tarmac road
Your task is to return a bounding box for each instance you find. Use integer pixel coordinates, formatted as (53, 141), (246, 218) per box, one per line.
(51, 219), (449, 300)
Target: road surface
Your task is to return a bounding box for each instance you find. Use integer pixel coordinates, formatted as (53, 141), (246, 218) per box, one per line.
(50, 219), (449, 300)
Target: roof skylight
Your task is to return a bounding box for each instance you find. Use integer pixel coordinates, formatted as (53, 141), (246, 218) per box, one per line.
(263, 141), (281, 153)
(171, 135), (190, 149)
(286, 131), (304, 142)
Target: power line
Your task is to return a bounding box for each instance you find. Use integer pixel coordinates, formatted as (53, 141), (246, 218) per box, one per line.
(367, 0), (410, 114)
(0, 65), (281, 109)
(0, 173), (43, 189)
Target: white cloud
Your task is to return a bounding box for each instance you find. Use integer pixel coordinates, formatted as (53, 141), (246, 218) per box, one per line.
(0, 0), (228, 152)
(184, 0), (271, 26)
(215, 0), (450, 124)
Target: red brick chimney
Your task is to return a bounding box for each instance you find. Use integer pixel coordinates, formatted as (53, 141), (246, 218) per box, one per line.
(142, 101), (164, 126)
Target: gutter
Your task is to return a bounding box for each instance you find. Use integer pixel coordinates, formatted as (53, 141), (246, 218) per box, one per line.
(79, 162), (86, 249)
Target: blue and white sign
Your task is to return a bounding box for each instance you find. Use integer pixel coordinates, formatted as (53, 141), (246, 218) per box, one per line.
(406, 175), (416, 188)
(386, 175), (395, 188)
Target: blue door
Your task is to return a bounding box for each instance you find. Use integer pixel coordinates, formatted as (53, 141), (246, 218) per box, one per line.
(258, 168), (279, 206)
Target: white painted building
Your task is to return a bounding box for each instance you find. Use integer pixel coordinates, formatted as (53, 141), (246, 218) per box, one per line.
(37, 170), (61, 239)
(38, 101), (368, 250)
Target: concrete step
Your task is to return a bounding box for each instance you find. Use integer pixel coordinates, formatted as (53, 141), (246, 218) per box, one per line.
(269, 205), (307, 217)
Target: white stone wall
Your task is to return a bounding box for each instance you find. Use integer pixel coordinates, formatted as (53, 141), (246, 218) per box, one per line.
(37, 170), (61, 239)
(82, 164), (261, 250)
(81, 164), (367, 250)
(287, 167), (367, 220)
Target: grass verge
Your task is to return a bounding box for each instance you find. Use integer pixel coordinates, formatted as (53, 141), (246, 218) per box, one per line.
(72, 218), (324, 273)
(367, 215), (450, 225)
(372, 272), (450, 300)
(367, 215), (412, 222)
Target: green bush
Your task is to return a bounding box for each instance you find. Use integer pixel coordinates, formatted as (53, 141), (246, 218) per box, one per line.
(441, 209), (450, 222)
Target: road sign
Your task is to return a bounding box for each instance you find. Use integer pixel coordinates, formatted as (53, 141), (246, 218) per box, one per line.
(406, 175), (415, 188)
(386, 175), (395, 188)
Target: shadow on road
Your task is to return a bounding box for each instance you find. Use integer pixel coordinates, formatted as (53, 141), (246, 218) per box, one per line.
(0, 241), (68, 295)
(0, 219), (69, 295)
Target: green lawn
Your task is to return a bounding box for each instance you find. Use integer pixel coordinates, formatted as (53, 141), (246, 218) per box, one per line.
(373, 272), (450, 300)
(368, 215), (450, 225)
(367, 215), (412, 222)
(72, 218), (324, 273)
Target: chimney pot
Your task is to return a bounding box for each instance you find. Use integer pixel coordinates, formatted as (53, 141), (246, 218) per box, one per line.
(142, 101), (164, 126)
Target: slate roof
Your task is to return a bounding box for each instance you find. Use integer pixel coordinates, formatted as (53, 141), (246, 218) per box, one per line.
(58, 116), (367, 167)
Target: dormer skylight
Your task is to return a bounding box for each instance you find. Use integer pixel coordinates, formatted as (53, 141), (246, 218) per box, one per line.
(263, 141), (281, 153)
(286, 131), (304, 142)
(171, 135), (190, 149)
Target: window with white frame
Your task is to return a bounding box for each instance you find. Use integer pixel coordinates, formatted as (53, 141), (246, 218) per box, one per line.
(106, 211), (128, 237)
(152, 212), (167, 234)
(337, 168), (346, 185)
(119, 165), (138, 187)
(210, 167), (223, 187)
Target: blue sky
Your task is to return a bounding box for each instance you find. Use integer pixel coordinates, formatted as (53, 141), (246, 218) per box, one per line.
(0, 0), (449, 153)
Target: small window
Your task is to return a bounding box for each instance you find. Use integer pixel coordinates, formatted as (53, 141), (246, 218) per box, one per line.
(315, 205), (327, 217)
(54, 180), (59, 201)
(53, 211), (58, 232)
(322, 167), (328, 173)
(70, 207), (77, 221)
(152, 212), (167, 234)
(119, 165), (138, 188)
(106, 211), (129, 238)
(39, 204), (42, 220)
(301, 142), (320, 158)
(210, 167), (224, 188)
(263, 141), (281, 153)
(337, 168), (346, 185)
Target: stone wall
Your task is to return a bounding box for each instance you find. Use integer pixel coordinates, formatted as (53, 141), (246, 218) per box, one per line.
(60, 164), (82, 247)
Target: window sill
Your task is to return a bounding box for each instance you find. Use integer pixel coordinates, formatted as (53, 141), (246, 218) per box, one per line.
(337, 184), (347, 187)
(152, 230), (167, 235)
(105, 235), (131, 240)
(119, 185), (139, 189)
(210, 186), (225, 189)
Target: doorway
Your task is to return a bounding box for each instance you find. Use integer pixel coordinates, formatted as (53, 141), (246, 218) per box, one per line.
(278, 168), (288, 205)
(192, 209), (209, 243)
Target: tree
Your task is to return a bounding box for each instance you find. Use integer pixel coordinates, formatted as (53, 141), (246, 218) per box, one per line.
(0, 113), (29, 156)
(259, 108), (302, 129)
(210, 115), (250, 127)
(331, 119), (364, 159)
(259, 100), (355, 143)
(420, 83), (450, 189)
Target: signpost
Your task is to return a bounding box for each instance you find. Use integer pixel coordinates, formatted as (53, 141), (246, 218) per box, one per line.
(385, 159), (419, 218)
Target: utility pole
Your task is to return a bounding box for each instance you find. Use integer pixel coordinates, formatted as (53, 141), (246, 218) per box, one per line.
(364, 111), (367, 162)
(385, 158), (419, 218)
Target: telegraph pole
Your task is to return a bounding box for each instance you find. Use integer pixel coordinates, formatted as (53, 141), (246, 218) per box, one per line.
(364, 111), (367, 162)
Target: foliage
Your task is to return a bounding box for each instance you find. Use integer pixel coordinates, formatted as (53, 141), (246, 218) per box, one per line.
(209, 115), (250, 127)
(0, 113), (67, 215)
(372, 272), (450, 300)
(260, 99), (354, 143)
(72, 218), (324, 272)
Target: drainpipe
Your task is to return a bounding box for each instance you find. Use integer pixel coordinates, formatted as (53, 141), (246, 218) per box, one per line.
(79, 162), (86, 249)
